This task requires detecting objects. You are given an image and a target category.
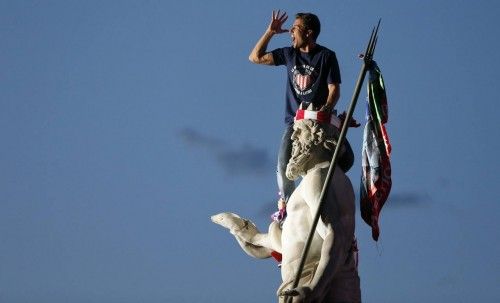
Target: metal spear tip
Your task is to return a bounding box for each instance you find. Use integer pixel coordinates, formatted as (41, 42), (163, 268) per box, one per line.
(361, 19), (381, 64)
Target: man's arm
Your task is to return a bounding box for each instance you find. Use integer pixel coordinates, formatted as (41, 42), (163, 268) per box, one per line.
(248, 31), (276, 65)
(249, 10), (288, 65)
(320, 83), (340, 112)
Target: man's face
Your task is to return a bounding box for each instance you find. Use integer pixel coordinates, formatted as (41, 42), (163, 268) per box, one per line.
(290, 18), (308, 49)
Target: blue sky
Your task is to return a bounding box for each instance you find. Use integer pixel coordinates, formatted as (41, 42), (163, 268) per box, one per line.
(1, 1), (499, 302)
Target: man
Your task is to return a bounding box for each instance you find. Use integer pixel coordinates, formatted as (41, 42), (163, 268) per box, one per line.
(249, 11), (355, 206)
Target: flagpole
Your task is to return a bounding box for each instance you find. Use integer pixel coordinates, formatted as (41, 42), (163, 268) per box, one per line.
(284, 20), (381, 303)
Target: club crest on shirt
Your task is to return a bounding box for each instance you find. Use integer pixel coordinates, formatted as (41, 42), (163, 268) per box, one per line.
(292, 65), (316, 96)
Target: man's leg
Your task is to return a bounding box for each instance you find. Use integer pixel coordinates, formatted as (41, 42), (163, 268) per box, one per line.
(277, 125), (295, 202)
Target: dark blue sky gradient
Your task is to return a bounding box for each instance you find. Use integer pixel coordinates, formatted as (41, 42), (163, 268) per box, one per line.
(1, 1), (499, 302)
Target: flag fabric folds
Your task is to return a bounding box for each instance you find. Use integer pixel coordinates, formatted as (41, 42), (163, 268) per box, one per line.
(360, 61), (392, 241)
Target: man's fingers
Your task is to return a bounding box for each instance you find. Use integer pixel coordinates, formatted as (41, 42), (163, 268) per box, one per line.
(279, 11), (288, 21)
(272, 10), (287, 22)
(273, 10), (281, 20)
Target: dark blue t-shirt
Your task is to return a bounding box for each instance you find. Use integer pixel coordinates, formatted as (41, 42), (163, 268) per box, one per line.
(272, 45), (341, 124)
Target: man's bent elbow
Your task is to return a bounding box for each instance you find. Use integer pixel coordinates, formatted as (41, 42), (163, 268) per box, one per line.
(249, 53), (261, 64)
(249, 52), (273, 65)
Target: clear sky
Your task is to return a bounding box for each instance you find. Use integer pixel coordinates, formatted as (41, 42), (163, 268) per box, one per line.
(1, 1), (499, 302)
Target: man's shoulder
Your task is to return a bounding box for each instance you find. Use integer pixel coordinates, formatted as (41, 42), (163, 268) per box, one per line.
(279, 46), (295, 55)
(273, 46), (294, 53)
(316, 44), (336, 56)
(271, 47), (295, 66)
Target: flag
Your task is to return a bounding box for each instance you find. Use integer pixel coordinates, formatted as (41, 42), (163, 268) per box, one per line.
(360, 61), (392, 241)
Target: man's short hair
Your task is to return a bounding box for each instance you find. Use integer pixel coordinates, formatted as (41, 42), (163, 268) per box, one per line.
(296, 13), (321, 41)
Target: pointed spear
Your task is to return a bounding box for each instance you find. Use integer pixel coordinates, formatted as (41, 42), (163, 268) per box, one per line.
(284, 20), (381, 303)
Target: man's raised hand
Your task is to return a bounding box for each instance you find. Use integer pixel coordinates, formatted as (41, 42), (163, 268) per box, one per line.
(268, 10), (288, 34)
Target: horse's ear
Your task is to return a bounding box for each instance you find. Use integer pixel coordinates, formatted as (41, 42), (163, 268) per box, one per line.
(299, 102), (307, 110)
(307, 102), (314, 111)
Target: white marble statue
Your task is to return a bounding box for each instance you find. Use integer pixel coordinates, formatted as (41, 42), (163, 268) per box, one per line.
(211, 104), (361, 303)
